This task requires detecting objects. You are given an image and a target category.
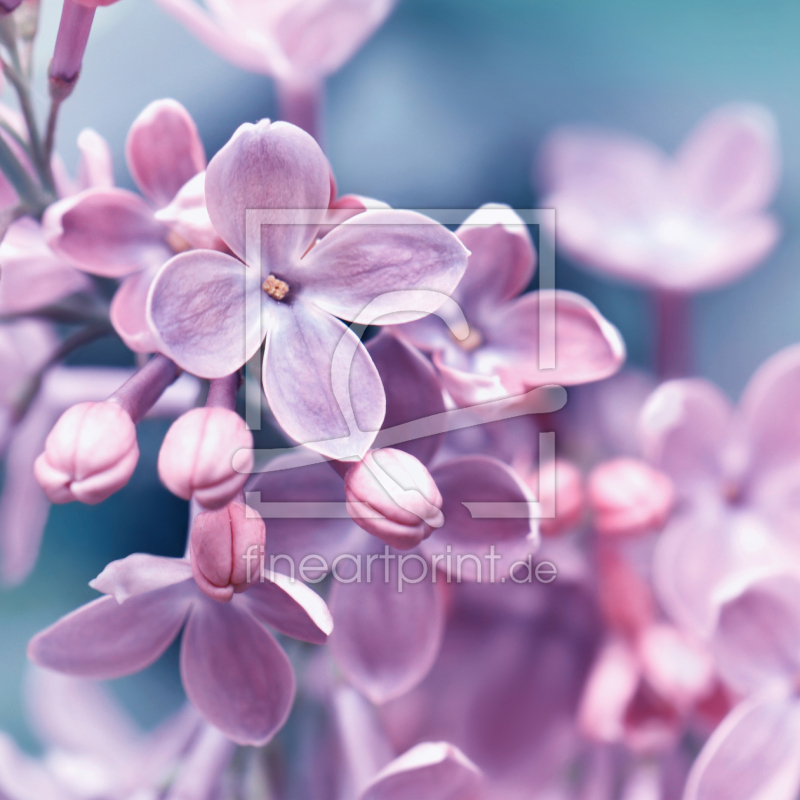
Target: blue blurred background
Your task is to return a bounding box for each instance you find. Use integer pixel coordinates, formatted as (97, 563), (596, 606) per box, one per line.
(2, 0), (800, 749)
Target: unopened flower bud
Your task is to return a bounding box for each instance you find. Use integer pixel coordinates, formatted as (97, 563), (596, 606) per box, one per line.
(0, 0), (23, 14)
(34, 401), (138, 504)
(344, 448), (444, 550)
(528, 458), (584, 537)
(190, 501), (265, 601)
(158, 407), (253, 509)
(588, 458), (674, 537)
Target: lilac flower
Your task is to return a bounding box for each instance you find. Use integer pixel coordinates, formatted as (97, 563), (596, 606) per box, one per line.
(398, 204), (626, 407)
(538, 104), (780, 292)
(639, 344), (800, 638)
(28, 550), (332, 745)
(146, 119), (469, 459)
(43, 99), (216, 353)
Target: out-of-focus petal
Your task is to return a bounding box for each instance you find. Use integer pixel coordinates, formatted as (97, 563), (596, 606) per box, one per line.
(89, 553), (194, 603)
(126, 99), (206, 208)
(241, 570), (333, 644)
(75, 128), (114, 190)
(110, 268), (162, 354)
(154, 172), (226, 251)
(28, 585), (193, 679)
(204, 119), (329, 262)
(683, 691), (800, 800)
(263, 301), (385, 460)
(43, 188), (170, 277)
(329, 540), (445, 703)
(179, 601), (295, 745)
(147, 249), (263, 378)
(359, 742), (484, 800)
(301, 209), (469, 325)
(675, 104), (780, 216)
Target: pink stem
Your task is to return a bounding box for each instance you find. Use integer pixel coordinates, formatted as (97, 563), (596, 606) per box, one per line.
(654, 290), (692, 380)
(205, 372), (239, 411)
(49, 0), (95, 96)
(108, 354), (180, 424)
(277, 79), (324, 145)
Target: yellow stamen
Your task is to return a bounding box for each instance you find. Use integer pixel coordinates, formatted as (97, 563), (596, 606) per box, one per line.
(263, 274), (290, 301)
(166, 230), (192, 253)
(454, 327), (483, 351)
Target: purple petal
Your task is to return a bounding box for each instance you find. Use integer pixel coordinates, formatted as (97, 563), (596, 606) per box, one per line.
(110, 268), (162, 354)
(639, 379), (732, 497)
(28, 585), (193, 679)
(126, 99), (206, 208)
(180, 601), (295, 745)
(154, 172), (226, 251)
(89, 553), (194, 603)
(0, 732), (68, 799)
(147, 249), (263, 378)
(301, 209), (469, 325)
(329, 539), (445, 704)
(0, 219), (91, 314)
(453, 204), (536, 316)
(683, 692), (800, 800)
(263, 301), (385, 460)
(360, 742), (483, 800)
(204, 119), (329, 262)
(75, 128), (114, 190)
(431, 355), (509, 407)
(42, 188), (171, 278)
(483, 290), (626, 392)
(367, 333), (445, 464)
(675, 104), (780, 216)
(241, 570), (333, 644)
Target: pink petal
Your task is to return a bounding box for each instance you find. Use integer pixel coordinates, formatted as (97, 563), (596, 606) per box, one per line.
(154, 172), (226, 251)
(0, 219), (91, 314)
(453, 204), (536, 317)
(241, 570), (333, 644)
(683, 691), (800, 800)
(329, 540), (445, 703)
(675, 104), (780, 216)
(484, 290), (626, 393)
(204, 119), (329, 262)
(28, 585), (193, 679)
(126, 99), (206, 208)
(639, 379), (733, 496)
(110, 268), (162, 354)
(360, 742), (483, 800)
(179, 601), (295, 745)
(42, 188), (171, 278)
(147, 249), (263, 378)
(301, 209), (469, 325)
(89, 553), (194, 603)
(75, 128), (114, 190)
(263, 301), (385, 460)
(367, 333), (444, 464)
(0, 732), (68, 799)
(431, 356), (509, 407)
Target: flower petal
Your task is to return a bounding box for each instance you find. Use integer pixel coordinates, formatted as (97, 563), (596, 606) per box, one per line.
(675, 104), (780, 216)
(204, 119), (329, 262)
(43, 188), (171, 278)
(360, 742), (484, 800)
(126, 99), (206, 208)
(301, 209), (469, 325)
(367, 333), (445, 464)
(89, 553), (194, 603)
(28, 585), (192, 679)
(179, 600), (295, 745)
(263, 301), (384, 460)
(154, 172), (226, 251)
(75, 128), (114, 190)
(329, 539), (445, 704)
(110, 268), (162, 354)
(683, 691), (800, 800)
(241, 570), (333, 644)
(147, 249), (263, 378)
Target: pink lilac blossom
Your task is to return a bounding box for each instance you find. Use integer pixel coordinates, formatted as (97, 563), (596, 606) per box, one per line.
(146, 118), (469, 460)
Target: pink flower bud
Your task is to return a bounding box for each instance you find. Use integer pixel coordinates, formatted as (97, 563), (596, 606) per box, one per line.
(190, 501), (266, 601)
(0, 0), (23, 14)
(344, 448), (444, 550)
(158, 407), (253, 510)
(588, 458), (675, 537)
(33, 401), (138, 504)
(528, 458), (585, 537)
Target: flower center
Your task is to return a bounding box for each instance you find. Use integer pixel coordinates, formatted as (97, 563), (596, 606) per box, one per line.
(166, 230), (192, 253)
(453, 327), (483, 351)
(263, 274), (290, 301)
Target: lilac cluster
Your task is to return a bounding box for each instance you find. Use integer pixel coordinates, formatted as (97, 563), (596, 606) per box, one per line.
(0, 1), (792, 799)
